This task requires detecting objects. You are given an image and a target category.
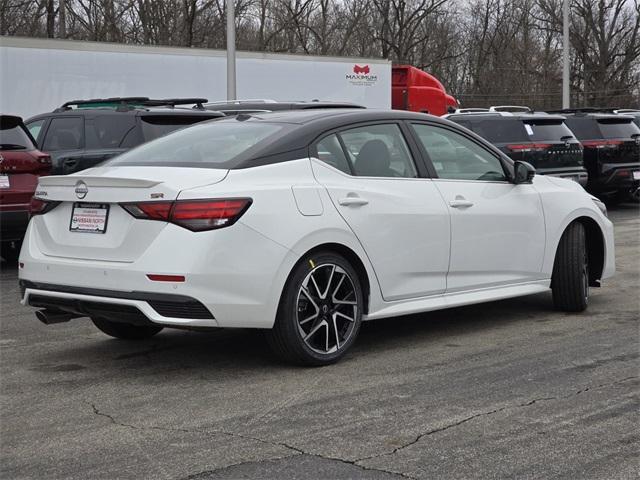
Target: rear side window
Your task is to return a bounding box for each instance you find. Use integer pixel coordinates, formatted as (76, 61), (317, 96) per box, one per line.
(465, 119), (528, 143)
(597, 119), (640, 139)
(108, 121), (285, 168)
(523, 121), (575, 141)
(85, 115), (137, 149)
(314, 134), (352, 174)
(339, 124), (418, 178)
(0, 118), (35, 150)
(42, 117), (83, 151)
(140, 116), (217, 141)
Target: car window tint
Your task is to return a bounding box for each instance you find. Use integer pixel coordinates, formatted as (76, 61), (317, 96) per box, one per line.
(85, 115), (137, 149)
(0, 123), (35, 150)
(314, 134), (352, 174)
(42, 117), (83, 151)
(25, 119), (45, 143)
(140, 116), (216, 141)
(338, 124), (417, 178)
(563, 118), (600, 139)
(523, 120), (575, 141)
(412, 124), (507, 181)
(597, 119), (640, 139)
(108, 121), (285, 168)
(466, 119), (528, 143)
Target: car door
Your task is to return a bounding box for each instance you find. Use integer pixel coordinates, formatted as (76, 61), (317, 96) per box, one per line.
(409, 122), (546, 292)
(40, 116), (85, 174)
(311, 122), (450, 301)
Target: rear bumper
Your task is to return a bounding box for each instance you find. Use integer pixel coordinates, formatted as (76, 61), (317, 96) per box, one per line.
(589, 162), (640, 194)
(18, 220), (296, 329)
(21, 280), (214, 326)
(0, 208), (29, 242)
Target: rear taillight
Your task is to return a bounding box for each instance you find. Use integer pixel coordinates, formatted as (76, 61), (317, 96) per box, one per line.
(121, 198), (252, 232)
(582, 140), (623, 149)
(29, 197), (60, 216)
(507, 143), (551, 152)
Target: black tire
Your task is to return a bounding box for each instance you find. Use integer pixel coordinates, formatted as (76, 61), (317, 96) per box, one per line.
(92, 318), (163, 340)
(266, 251), (364, 366)
(551, 222), (589, 312)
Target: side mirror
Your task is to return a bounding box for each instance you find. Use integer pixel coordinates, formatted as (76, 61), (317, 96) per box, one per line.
(513, 160), (536, 184)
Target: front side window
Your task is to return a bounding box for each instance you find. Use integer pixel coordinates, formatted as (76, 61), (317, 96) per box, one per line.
(25, 119), (45, 144)
(42, 117), (83, 151)
(412, 123), (507, 181)
(338, 124), (417, 178)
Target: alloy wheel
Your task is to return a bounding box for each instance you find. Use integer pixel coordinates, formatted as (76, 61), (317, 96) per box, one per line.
(296, 263), (359, 355)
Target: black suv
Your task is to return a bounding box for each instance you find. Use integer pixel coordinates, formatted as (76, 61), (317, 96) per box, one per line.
(549, 109), (640, 200)
(445, 112), (587, 184)
(202, 99), (364, 116)
(25, 97), (224, 175)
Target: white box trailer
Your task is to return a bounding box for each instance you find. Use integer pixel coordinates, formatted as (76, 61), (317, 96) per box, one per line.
(0, 36), (391, 119)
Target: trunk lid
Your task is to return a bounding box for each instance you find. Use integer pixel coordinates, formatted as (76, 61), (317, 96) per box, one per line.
(32, 166), (228, 262)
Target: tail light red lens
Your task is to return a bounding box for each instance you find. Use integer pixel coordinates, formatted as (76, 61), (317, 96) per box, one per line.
(582, 140), (623, 148)
(507, 143), (551, 151)
(29, 197), (60, 216)
(121, 198), (252, 232)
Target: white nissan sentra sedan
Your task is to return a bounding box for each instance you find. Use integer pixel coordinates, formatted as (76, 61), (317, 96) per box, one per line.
(19, 110), (615, 365)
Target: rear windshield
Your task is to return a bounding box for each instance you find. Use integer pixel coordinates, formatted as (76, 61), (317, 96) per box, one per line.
(140, 116), (219, 141)
(565, 117), (640, 139)
(462, 119), (528, 143)
(107, 121), (285, 168)
(597, 119), (640, 139)
(0, 120), (35, 151)
(522, 120), (575, 141)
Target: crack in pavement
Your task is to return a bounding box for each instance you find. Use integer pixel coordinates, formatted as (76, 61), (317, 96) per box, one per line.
(354, 375), (639, 464)
(84, 401), (415, 480)
(84, 375), (637, 480)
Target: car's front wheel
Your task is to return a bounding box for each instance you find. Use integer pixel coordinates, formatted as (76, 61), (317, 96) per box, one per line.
(267, 252), (364, 366)
(92, 318), (163, 340)
(551, 222), (589, 312)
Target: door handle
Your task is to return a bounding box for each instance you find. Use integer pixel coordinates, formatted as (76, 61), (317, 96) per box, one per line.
(339, 196), (369, 207)
(449, 199), (474, 208)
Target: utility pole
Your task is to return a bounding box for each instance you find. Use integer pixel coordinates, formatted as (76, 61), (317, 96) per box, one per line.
(562, 0), (570, 108)
(226, 0), (237, 101)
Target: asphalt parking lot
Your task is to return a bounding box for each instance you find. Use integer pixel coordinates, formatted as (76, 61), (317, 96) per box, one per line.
(1, 204), (638, 480)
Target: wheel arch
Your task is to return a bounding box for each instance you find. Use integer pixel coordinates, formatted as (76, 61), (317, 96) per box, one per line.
(285, 242), (372, 314)
(555, 216), (605, 287)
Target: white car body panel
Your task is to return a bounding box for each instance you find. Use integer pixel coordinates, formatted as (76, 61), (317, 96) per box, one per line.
(432, 179), (547, 291)
(19, 125), (615, 332)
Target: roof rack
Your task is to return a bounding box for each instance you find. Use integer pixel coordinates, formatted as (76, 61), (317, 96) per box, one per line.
(546, 107), (618, 115)
(203, 99), (279, 106)
(55, 97), (209, 112)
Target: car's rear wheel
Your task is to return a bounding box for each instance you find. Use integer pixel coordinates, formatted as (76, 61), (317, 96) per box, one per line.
(91, 318), (163, 340)
(551, 222), (589, 312)
(267, 252), (363, 366)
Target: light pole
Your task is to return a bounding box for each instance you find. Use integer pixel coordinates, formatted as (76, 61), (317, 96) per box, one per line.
(226, 0), (237, 101)
(562, 0), (570, 108)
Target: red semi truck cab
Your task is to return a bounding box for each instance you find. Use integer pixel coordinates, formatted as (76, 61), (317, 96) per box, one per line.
(392, 65), (458, 116)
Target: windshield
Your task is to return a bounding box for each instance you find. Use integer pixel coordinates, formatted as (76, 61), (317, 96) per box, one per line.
(107, 120), (286, 168)
(0, 122), (35, 151)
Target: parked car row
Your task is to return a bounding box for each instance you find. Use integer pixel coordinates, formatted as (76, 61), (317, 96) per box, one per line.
(445, 107), (640, 203)
(1, 99), (638, 259)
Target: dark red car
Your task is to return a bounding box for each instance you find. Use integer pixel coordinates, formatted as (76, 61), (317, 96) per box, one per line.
(0, 115), (51, 254)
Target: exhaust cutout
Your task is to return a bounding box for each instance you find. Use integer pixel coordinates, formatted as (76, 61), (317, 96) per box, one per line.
(35, 309), (79, 325)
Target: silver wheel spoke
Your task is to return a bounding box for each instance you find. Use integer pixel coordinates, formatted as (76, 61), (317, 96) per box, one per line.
(332, 316), (341, 349)
(334, 310), (356, 323)
(304, 320), (327, 342)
